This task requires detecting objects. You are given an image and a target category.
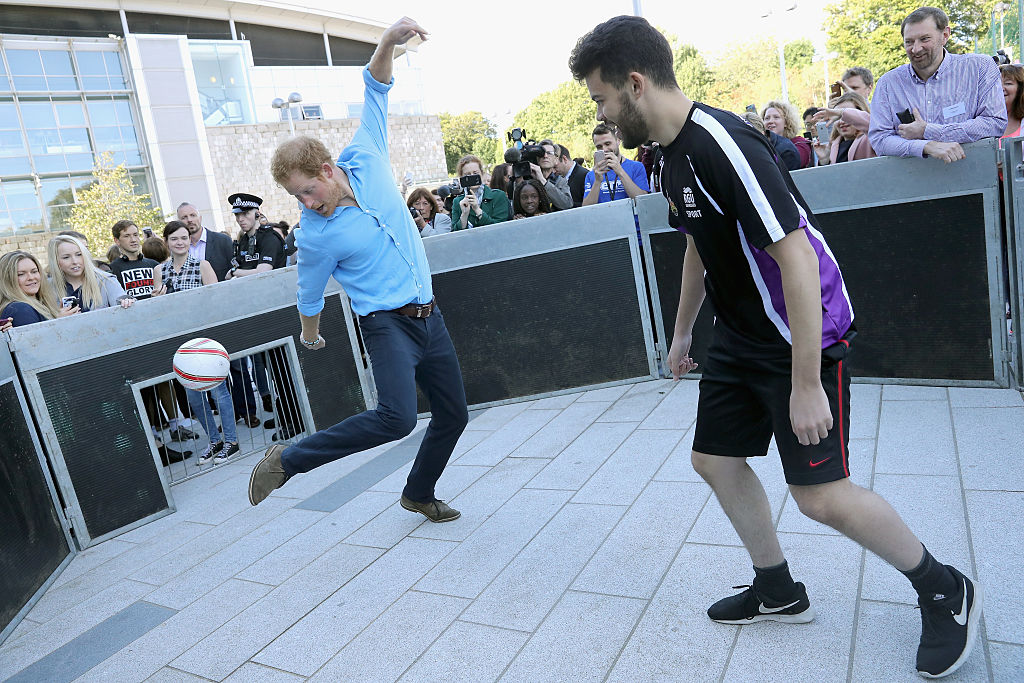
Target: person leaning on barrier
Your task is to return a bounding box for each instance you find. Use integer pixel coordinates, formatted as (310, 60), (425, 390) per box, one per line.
(253, 17), (469, 523)
(868, 6), (1006, 164)
(450, 154), (512, 230)
(407, 186), (452, 237)
(512, 178), (552, 219)
(108, 220), (159, 299)
(153, 220), (240, 464)
(0, 250), (75, 327)
(556, 144), (589, 207)
(1000, 63), (1024, 139)
(47, 235), (135, 312)
(571, 15), (982, 679)
(762, 100), (813, 169)
(810, 92), (876, 165)
(582, 123), (650, 205)
(176, 202), (234, 281)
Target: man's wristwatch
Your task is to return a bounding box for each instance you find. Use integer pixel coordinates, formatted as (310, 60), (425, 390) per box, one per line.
(300, 334), (321, 347)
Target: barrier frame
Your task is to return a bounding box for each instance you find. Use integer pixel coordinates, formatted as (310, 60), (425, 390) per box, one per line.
(419, 199), (661, 409)
(0, 343), (75, 644)
(1003, 138), (1024, 389)
(5, 270), (369, 547)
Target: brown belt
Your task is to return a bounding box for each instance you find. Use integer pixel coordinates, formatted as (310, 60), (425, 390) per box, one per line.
(390, 299), (435, 318)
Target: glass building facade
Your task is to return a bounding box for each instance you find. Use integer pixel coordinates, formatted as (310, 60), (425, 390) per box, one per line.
(0, 37), (150, 235)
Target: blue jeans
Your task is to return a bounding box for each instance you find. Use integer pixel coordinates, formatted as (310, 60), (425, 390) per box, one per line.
(185, 380), (237, 447)
(281, 306), (469, 503)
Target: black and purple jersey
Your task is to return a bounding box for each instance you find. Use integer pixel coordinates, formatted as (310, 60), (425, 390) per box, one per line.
(659, 103), (854, 356)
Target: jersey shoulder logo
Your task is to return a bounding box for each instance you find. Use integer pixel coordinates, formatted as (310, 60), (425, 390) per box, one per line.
(681, 186), (702, 219)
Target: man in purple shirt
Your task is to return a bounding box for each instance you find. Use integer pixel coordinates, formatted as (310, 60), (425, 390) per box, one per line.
(869, 6), (1006, 163)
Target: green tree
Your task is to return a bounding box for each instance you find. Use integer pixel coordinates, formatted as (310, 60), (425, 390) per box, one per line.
(513, 80), (598, 159)
(68, 152), (163, 252)
(824, 0), (989, 77)
(784, 39), (816, 70)
(673, 42), (716, 101)
(439, 111), (497, 174)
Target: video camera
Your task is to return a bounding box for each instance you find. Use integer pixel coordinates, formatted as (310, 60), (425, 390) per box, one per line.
(994, 49), (1011, 65)
(506, 129), (546, 180)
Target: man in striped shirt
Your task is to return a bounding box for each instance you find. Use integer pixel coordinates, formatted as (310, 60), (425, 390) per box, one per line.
(571, 16), (981, 679)
(868, 6), (1006, 163)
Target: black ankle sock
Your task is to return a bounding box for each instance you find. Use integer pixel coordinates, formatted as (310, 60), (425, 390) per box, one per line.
(902, 545), (957, 598)
(752, 560), (797, 601)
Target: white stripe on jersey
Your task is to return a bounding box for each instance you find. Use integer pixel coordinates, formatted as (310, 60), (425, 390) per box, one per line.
(791, 201), (856, 323)
(691, 109), (786, 243)
(735, 220), (793, 344)
(687, 156), (724, 215)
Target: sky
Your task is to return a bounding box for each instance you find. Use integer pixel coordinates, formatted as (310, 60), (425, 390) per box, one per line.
(304, 0), (834, 125)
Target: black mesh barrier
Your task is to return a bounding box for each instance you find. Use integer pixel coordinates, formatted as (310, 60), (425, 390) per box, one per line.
(0, 6), (122, 37)
(35, 297), (363, 541)
(0, 381), (70, 635)
(235, 23), (328, 66)
(426, 239), (651, 408)
(816, 196), (994, 380)
(649, 230), (717, 370)
(125, 12), (232, 39)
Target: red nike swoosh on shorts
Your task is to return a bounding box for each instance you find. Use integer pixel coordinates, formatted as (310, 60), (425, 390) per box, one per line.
(809, 457), (832, 467)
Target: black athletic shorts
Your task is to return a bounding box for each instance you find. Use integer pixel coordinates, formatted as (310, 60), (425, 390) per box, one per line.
(692, 333), (852, 486)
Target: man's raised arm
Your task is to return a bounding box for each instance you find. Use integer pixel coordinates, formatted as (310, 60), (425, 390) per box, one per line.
(367, 17), (428, 86)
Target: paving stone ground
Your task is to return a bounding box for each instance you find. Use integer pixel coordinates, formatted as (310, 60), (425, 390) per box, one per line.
(3, 380), (1022, 682)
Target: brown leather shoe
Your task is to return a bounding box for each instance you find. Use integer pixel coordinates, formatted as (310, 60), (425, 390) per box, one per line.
(400, 495), (461, 523)
(248, 444), (288, 505)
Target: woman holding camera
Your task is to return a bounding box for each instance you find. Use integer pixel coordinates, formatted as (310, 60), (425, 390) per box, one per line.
(47, 235), (134, 312)
(0, 250), (78, 327)
(512, 179), (552, 219)
(810, 92), (875, 165)
(450, 155), (511, 230)
(406, 187), (452, 237)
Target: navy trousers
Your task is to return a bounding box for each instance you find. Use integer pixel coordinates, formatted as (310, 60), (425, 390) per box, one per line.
(281, 306), (469, 503)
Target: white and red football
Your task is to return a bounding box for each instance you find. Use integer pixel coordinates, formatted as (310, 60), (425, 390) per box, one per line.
(172, 338), (230, 391)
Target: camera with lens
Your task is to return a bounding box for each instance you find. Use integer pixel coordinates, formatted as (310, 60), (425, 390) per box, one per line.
(994, 49), (1011, 65)
(409, 206), (420, 220)
(513, 144), (545, 179)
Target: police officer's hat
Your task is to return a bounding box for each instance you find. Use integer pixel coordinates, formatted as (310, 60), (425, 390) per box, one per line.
(228, 192), (263, 214)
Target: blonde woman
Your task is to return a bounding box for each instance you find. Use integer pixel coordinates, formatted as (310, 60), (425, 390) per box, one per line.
(762, 100), (813, 169)
(0, 250), (77, 327)
(47, 235), (135, 312)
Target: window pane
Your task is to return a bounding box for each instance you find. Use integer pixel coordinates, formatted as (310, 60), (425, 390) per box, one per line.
(41, 51), (74, 75)
(75, 51), (105, 75)
(26, 128), (61, 154)
(65, 153), (94, 172)
(46, 76), (79, 91)
(86, 99), (116, 126)
(0, 76), (10, 93)
(0, 101), (20, 129)
(4, 180), (39, 210)
(35, 156), (68, 173)
(103, 51), (123, 75)
(74, 175), (96, 197)
(12, 209), (45, 232)
(92, 126), (121, 148)
(60, 127), (91, 153)
(12, 76), (47, 91)
(122, 150), (142, 165)
(119, 125), (137, 148)
(6, 50), (43, 75)
(114, 100), (133, 124)
(20, 101), (56, 128)
(0, 157), (31, 175)
(81, 76), (110, 91)
(40, 176), (71, 204)
(0, 130), (26, 155)
(55, 101), (85, 127)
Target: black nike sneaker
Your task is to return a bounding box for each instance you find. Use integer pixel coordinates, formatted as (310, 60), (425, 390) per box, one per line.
(707, 582), (815, 624)
(916, 565), (982, 678)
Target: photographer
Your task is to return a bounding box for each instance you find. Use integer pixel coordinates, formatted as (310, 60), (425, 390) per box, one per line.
(535, 139), (573, 210)
(582, 123), (649, 205)
(450, 155), (511, 230)
(407, 187), (452, 237)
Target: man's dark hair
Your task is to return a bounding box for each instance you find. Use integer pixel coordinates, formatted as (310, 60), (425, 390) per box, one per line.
(841, 66), (874, 87)
(558, 144), (571, 160)
(901, 7), (949, 35)
(802, 107), (820, 120)
(111, 219), (137, 240)
(593, 123), (619, 139)
(569, 16), (678, 89)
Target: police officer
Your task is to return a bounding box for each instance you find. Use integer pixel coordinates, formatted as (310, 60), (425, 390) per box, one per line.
(226, 193), (286, 277)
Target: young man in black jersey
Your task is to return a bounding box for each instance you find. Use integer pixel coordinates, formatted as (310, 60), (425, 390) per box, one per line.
(569, 16), (980, 679)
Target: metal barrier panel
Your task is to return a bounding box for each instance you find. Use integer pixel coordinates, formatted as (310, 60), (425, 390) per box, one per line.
(0, 341), (74, 645)
(641, 140), (1008, 385)
(793, 139), (1006, 384)
(1003, 138), (1024, 388)
(421, 200), (658, 408)
(7, 269), (367, 547)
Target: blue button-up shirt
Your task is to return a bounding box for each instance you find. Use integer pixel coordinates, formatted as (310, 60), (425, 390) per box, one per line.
(294, 67), (433, 317)
(868, 50), (1006, 158)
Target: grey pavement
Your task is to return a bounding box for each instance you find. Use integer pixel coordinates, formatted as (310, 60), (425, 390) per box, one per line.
(2, 379), (1022, 682)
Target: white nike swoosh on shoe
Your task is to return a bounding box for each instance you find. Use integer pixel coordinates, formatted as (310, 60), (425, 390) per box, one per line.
(953, 579), (969, 626)
(758, 599), (800, 614)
